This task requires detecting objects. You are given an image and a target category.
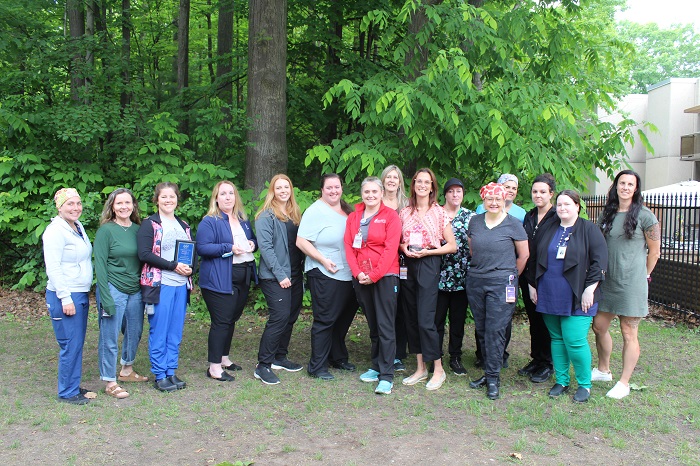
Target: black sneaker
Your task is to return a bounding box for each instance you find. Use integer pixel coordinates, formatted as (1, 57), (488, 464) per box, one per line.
(255, 364), (281, 385)
(449, 358), (467, 376)
(330, 361), (356, 371)
(518, 359), (540, 377)
(529, 365), (554, 383)
(169, 375), (187, 389)
(57, 393), (90, 405)
(153, 377), (178, 392)
(393, 359), (406, 372)
(271, 358), (303, 372)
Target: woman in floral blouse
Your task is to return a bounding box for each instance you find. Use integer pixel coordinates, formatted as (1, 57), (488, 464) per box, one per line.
(399, 168), (457, 391)
(435, 178), (475, 376)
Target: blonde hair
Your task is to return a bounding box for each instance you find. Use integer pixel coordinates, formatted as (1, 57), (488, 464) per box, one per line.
(381, 165), (408, 210)
(255, 174), (302, 225)
(206, 181), (247, 220)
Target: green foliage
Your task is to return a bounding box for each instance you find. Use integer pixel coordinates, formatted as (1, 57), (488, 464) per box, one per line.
(617, 21), (700, 94)
(306, 0), (638, 200)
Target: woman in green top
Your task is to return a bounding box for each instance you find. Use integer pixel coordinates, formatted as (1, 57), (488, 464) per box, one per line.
(592, 170), (661, 400)
(94, 188), (148, 399)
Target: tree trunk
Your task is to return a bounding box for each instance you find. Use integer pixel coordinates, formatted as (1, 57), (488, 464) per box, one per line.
(206, 0), (215, 84)
(121, 0), (132, 109)
(66, 0), (85, 102)
(217, 0), (234, 104)
(245, 0), (288, 195)
(177, 0), (190, 135)
(404, 0), (443, 81)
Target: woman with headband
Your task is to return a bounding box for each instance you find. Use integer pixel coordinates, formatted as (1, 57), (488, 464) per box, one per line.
(467, 182), (528, 399)
(43, 188), (94, 404)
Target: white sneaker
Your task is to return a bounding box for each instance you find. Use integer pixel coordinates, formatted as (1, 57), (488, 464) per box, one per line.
(591, 367), (613, 382)
(606, 381), (631, 399)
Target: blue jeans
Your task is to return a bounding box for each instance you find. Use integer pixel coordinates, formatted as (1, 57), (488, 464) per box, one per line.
(46, 290), (89, 399)
(97, 283), (144, 381)
(148, 284), (188, 380)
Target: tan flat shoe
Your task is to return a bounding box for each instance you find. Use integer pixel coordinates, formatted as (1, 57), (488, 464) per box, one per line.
(402, 371), (429, 386)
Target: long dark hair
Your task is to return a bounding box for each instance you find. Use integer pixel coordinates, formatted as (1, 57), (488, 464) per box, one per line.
(320, 173), (354, 215)
(600, 170), (643, 239)
(408, 168), (438, 212)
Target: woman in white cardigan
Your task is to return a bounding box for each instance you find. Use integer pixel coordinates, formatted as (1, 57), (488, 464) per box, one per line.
(43, 188), (94, 405)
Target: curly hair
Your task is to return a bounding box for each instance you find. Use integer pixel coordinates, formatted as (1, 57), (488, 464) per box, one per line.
(600, 170), (643, 239)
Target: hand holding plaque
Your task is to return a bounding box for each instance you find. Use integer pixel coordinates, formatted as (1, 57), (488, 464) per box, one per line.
(174, 239), (196, 267)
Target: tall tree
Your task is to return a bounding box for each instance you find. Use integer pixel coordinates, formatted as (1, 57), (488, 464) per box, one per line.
(177, 0), (190, 134)
(217, 0), (235, 104)
(66, 0), (85, 101)
(618, 21), (700, 94)
(245, 0), (288, 194)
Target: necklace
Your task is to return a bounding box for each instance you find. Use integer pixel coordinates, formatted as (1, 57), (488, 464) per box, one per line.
(114, 220), (132, 231)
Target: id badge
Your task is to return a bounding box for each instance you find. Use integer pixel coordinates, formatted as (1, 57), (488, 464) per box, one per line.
(556, 246), (567, 259)
(352, 232), (363, 249)
(399, 265), (408, 280)
(505, 286), (517, 303)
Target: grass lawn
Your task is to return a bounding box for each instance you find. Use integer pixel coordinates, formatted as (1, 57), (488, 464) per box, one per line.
(0, 302), (698, 465)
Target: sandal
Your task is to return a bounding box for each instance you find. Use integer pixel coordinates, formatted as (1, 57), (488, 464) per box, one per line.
(105, 384), (130, 399)
(118, 371), (149, 383)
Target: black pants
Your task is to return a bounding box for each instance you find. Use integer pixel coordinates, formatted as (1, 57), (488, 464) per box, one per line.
(394, 285), (408, 361)
(520, 280), (552, 366)
(354, 275), (398, 382)
(307, 268), (358, 374)
(257, 276), (303, 365)
(201, 262), (253, 363)
(435, 289), (468, 360)
(468, 273), (516, 378)
(403, 255), (441, 362)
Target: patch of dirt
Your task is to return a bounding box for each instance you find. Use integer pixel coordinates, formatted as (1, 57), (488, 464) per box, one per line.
(0, 288), (49, 320)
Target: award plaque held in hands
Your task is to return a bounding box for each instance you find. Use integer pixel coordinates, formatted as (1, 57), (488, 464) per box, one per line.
(174, 239), (196, 267)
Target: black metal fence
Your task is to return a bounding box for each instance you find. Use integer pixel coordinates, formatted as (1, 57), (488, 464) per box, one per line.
(583, 193), (700, 323)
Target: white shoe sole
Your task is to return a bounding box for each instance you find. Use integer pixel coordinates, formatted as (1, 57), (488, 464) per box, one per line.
(271, 363), (303, 372)
(254, 371), (280, 385)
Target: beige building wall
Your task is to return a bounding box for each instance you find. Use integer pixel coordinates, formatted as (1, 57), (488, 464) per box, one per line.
(587, 78), (700, 195)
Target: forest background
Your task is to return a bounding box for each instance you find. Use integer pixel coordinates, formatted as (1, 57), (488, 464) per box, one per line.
(1, 0), (699, 290)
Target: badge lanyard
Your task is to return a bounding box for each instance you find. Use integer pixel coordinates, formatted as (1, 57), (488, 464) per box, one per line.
(556, 227), (572, 260)
(505, 274), (516, 303)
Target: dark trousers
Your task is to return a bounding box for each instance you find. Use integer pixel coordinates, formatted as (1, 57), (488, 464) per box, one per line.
(403, 255), (441, 362)
(201, 262), (253, 363)
(257, 276), (303, 365)
(468, 274), (517, 378)
(307, 269), (358, 374)
(436, 289), (468, 360)
(394, 284), (408, 360)
(354, 275), (398, 382)
(520, 280), (552, 366)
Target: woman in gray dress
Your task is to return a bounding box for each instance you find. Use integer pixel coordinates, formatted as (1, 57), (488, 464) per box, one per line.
(592, 170), (660, 399)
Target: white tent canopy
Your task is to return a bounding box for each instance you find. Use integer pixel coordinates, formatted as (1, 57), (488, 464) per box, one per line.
(643, 180), (700, 206)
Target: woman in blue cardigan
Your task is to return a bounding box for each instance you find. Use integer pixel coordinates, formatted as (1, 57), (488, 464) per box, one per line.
(196, 181), (258, 382)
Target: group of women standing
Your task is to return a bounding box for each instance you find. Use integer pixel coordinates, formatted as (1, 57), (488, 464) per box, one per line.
(44, 183), (193, 404)
(42, 167), (659, 404)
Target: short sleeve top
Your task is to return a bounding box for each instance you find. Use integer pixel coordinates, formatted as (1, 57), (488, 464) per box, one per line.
(297, 199), (352, 281)
(399, 203), (450, 249)
(467, 214), (527, 279)
(439, 207), (475, 292)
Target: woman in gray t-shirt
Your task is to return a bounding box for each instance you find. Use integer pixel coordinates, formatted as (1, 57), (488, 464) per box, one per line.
(467, 182), (528, 400)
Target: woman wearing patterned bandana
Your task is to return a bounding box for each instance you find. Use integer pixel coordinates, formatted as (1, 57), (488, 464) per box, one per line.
(43, 188), (94, 405)
(467, 182), (529, 399)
